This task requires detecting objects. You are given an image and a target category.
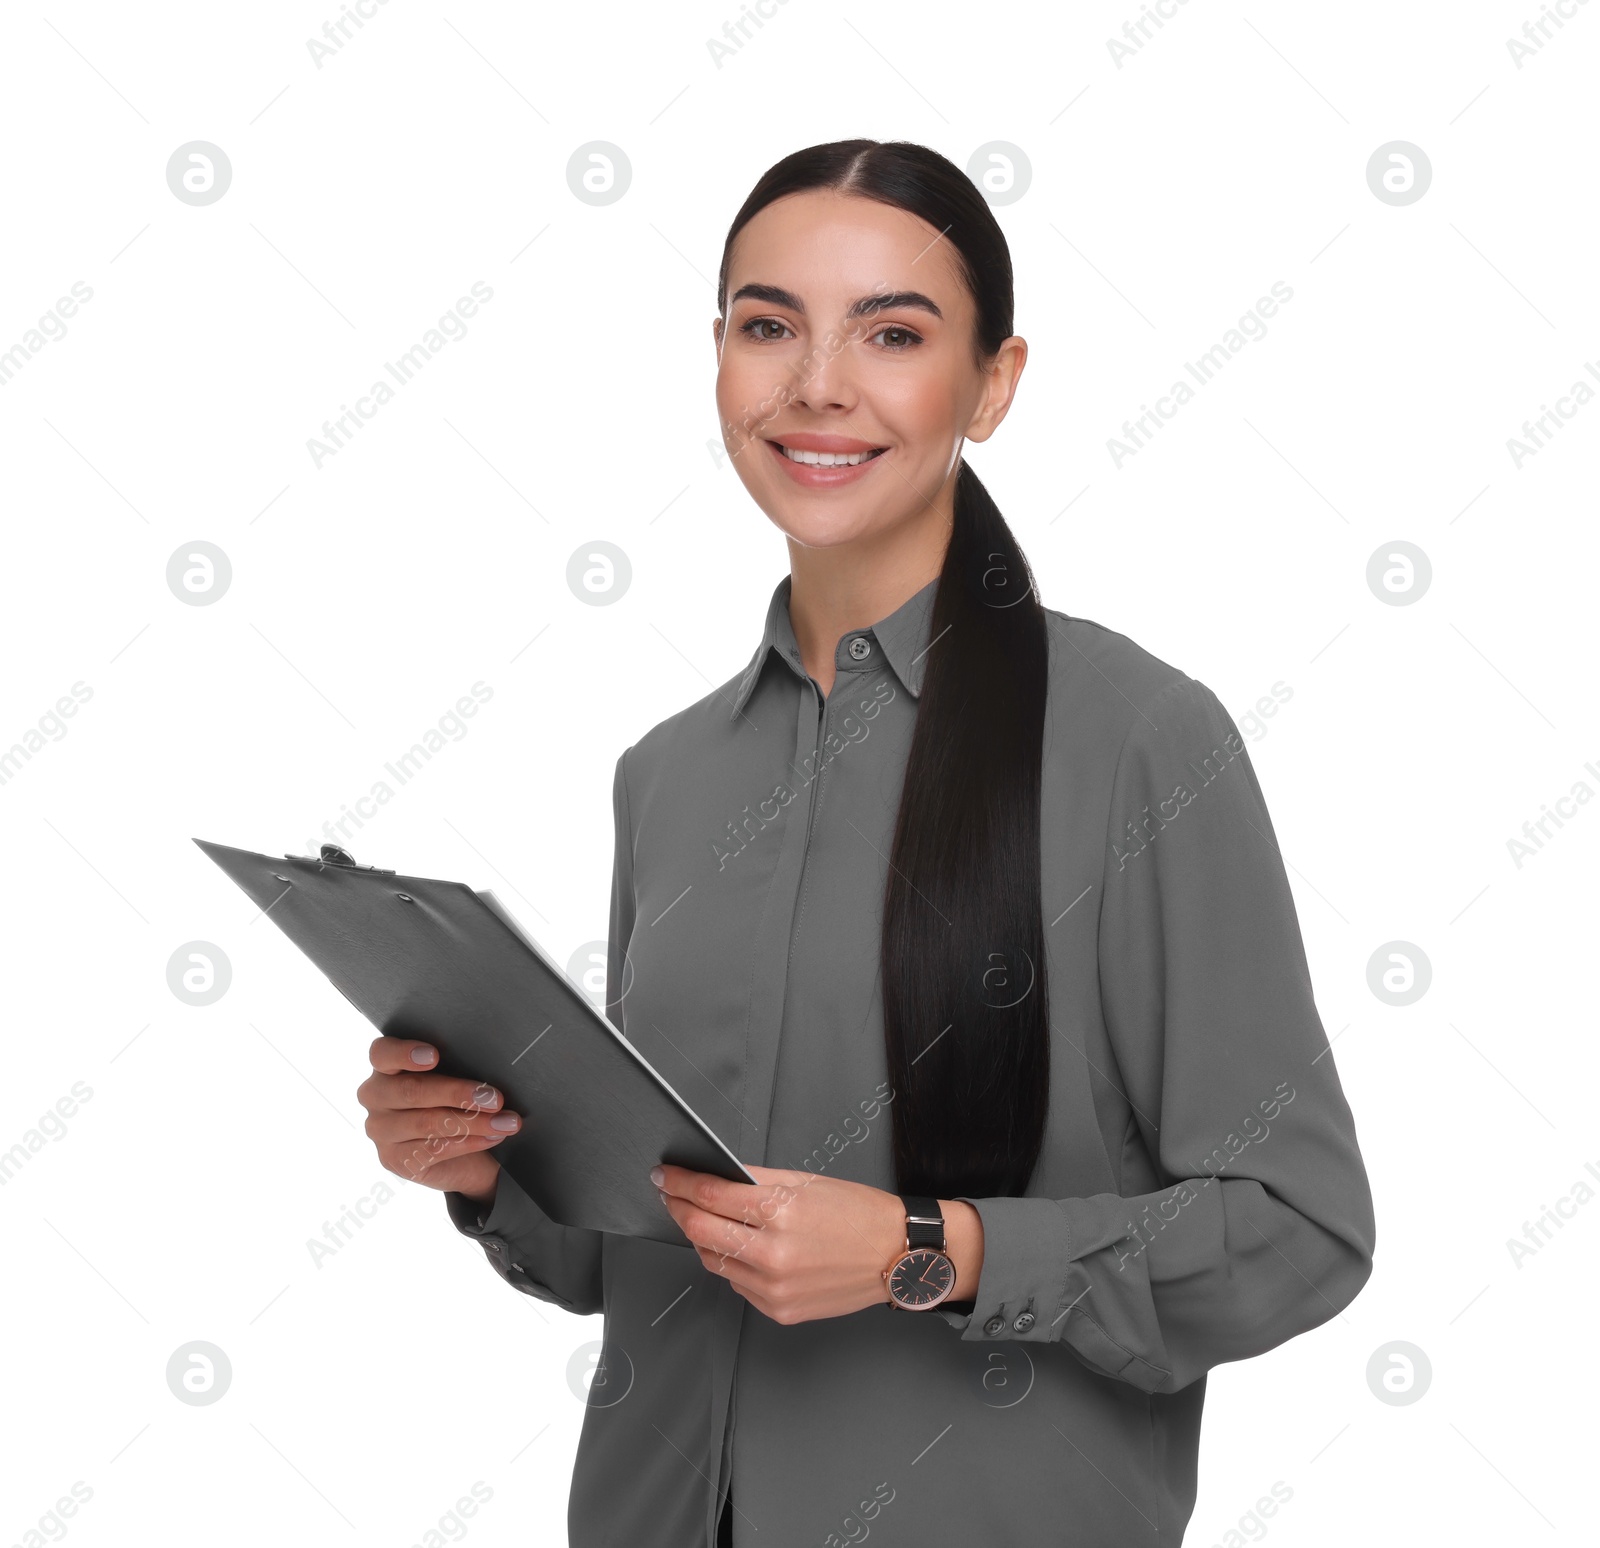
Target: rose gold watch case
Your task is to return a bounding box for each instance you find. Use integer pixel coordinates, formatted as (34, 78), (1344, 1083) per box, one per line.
(883, 1246), (957, 1310)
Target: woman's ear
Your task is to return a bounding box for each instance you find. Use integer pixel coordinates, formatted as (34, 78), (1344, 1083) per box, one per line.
(711, 315), (724, 359)
(965, 335), (1028, 445)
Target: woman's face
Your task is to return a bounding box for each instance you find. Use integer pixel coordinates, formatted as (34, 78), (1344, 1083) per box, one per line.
(714, 189), (1024, 552)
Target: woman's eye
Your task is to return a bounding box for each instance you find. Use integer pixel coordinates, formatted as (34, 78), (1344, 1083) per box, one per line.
(739, 317), (793, 342)
(871, 325), (921, 351)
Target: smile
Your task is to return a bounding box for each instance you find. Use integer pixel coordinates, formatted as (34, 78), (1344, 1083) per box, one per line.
(763, 436), (889, 487)
(778, 445), (886, 466)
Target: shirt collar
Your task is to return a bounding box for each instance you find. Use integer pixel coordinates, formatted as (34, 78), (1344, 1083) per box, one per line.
(729, 572), (941, 720)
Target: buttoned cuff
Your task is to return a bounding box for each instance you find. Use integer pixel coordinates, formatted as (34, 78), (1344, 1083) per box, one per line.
(443, 1173), (552, 1300)
(933, 1195), (1170, 1390)
(443, 1171), (608, 1314)
(445, 1171), (548, 1240)
(935, 1195), (1074, 1342)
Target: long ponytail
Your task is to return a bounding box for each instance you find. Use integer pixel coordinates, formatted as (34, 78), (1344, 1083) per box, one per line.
(883, 460), (1050, 1199)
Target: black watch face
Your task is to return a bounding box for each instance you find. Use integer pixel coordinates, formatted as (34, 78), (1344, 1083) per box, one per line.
(888, 1248), (955, 1308)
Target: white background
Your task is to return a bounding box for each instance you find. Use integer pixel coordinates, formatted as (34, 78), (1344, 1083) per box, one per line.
(1, 2), (1595, 1544)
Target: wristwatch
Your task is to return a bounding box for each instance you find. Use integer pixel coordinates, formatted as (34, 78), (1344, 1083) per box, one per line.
(882, 1194), (956, 1310)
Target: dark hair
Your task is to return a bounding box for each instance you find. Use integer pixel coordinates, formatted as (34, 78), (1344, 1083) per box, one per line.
(717, 140), (1050, 1201)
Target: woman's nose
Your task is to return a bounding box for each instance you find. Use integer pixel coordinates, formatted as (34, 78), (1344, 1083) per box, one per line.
(788, 338), (860, 413)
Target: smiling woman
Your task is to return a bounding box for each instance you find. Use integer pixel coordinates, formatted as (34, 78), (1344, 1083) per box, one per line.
(376, 138), (1376, 1548)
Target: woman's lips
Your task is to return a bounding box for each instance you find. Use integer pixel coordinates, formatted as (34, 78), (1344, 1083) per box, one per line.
(764, 437), (888, 488)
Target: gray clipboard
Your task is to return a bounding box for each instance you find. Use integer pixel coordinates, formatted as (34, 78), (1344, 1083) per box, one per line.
(195, 838), (754, 1246)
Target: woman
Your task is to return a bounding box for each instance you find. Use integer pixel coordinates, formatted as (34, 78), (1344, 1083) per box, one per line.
(358, 140), (1375, 1547)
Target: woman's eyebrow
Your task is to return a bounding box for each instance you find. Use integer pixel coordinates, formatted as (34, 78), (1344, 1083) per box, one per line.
(847, 289), (943, 321)
(729, 282), (805, 312)
(728, 283), (943, 320)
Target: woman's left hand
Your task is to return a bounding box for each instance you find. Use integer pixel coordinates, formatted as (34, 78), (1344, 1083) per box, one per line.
(651, 1162), (982, 1325)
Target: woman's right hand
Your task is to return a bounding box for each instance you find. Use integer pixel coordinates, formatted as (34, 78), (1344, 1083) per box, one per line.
(357, 1036), (521, 1207)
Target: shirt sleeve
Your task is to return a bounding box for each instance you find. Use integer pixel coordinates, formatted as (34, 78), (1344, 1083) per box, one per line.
(934, 678), (1376, 1394)
(441, 748), (638, 1316)
(443, 1167), (604, 1313)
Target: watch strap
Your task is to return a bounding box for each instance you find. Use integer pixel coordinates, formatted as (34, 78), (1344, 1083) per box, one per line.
(900, 1193), (945, 1251)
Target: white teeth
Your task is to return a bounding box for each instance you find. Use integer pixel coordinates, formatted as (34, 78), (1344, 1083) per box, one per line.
(778, 445), (882, 466)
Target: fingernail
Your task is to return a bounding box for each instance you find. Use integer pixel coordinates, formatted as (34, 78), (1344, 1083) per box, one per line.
(474, 1087), (500, 1110)
(411, 1047), (436, 1064)
(490, 1114), (519, 1131)
(649, 1166), (664, 1186)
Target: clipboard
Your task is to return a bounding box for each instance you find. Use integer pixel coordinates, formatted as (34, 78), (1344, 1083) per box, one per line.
(195, 838), (756, 1247)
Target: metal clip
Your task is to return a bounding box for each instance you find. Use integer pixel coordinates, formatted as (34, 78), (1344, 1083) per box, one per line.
(296, 843), (396, 875)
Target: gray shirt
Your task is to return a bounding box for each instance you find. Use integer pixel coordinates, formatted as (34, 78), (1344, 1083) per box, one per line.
(445, 573), (1375, 1546)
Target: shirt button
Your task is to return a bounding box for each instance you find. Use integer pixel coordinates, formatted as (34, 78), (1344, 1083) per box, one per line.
(983, 1315), (1005, 1336)
(1012, 1310), (1036, 1333)
(847, 636), (872, 660)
